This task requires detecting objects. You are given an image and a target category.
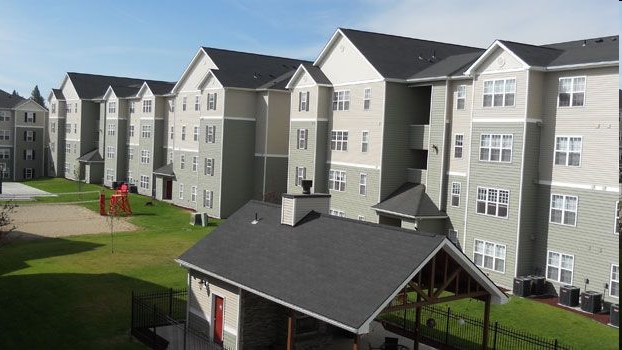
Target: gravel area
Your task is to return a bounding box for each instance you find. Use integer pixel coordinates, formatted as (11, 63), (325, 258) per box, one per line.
(7, 204), (139, 240)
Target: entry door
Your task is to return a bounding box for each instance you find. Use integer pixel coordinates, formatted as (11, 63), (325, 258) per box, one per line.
(164, 180), (173, 199)
(213, 296), (224, 344)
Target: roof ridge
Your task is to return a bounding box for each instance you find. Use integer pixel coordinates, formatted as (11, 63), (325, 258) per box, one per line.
(339, 27), (483, 50)
(498, 39), (563, 52)
(201, 47), (312, 64)
(68, 72), (173, 84)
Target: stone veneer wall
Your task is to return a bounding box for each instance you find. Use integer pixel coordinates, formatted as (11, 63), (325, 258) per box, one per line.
(240, 290), (288, 349)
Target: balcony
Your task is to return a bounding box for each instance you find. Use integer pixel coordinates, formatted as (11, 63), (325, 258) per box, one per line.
(407, 168), (427, 184)
(409, 124), (429, 150)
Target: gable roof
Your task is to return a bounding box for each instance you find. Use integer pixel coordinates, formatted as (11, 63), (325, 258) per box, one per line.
(66, 72), (174, 100)
(372, 183), (446, 219)
(153, 163), (175, 177)
(285, 63), (332, 89)
(51, 88), (65, 100)
(177, 200), (507, 334)
(335, 28), (483, 81)
(200, 47), (311, 90)
(408, 51), (484, 82)
(0, 89), (25, 108)
(77, 149), (103, 162)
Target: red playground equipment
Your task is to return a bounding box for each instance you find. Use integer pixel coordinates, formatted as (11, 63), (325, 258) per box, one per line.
(101, 182), (133, 216)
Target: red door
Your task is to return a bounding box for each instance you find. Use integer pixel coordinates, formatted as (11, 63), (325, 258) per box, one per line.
(213, 296), (224, 344)
(164, 180), (172, 199)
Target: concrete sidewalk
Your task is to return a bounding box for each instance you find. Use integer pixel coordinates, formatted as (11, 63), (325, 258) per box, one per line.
(0, 182), (55, 200)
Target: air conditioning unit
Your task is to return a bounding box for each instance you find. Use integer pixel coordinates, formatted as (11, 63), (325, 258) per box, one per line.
(580, 291), (602, 313)
(610, 304), (619, 327)
(559, 285), (580, 307)
(513, 276), (532, 297)
(528, 275), (546, 295)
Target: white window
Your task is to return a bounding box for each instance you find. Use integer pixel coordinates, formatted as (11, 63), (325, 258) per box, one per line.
(483, 78), (515, 107)
(191, 186), (197, 202)
(204, 158), (214, 176)
(141, 125), (152, 138)
(130, 102), (135, 114)
(66, 123), (71, 133)
(206, 125), (216, 143)
(476, 187), (509, 218)
(170, 126), (174, 140)
(332, 90), (350, 111)
(363, 88), (371, 110)
(65, 142), (71, 154)
(331, 130), (348, 151)
(192, 156), (198, 172)
(358, 215), (366, 221)
(550, 194), (577, 226)
(25, 131), (35, 142)
(0, 130), (10, 140)
(108, 101), (116, 114)
(107, 146), (115, 158)
(182, 97), (187, 111)
(106, 168), (115, 182)
(194, 95), (200, 111)
(359, 173), (367, 196)
(64, 163), (70, 173)
(554, 136), (582, 166)
(546, 251), (574, 284)
(180, 154), (185, 169)
(24, 149), (34, 160)
(297, 129), (307, 150)
(611, 264), (619, 298)
(0, 111), (8, 121)
(479, 134), (512, 162)
(107, 123), (116, 136)
(74, 124), (77, 133)
(128, 147), (133, 160)
(558, 77), (585, 107)
(474, 239), (506, 273)
(140, 150), (150, 164)
(329, 209), (345, 217)
(328, 170), (346, 192)
(66, 104), (71, 114)
(127, 171), (133, 185)
(129, 125), (135, 137)
(24, 168), (34, 179)
(178, 183), (184, 199)
(295, 166), (306, 186)
(451, 182), (461, 207)
(140, 175), (150, 189)
(615, 202), (620, 235)
(361, 131), (369, 153)
(193, 126), (199, 141)
(203, 190), (213, 208)
(142, 100), (152, 113)
(454, 134), (463, 158)
(299, 91), (309, 111)
(51, 122), (56, 132)
(25, 112), (36, 123)
(51, 103), (56, 114)
(181, 125), (186, 141)
(0, 163), (9, 178)
(170, 99), (175, 112)
(456, 85), (466, 110)
(207, 93), (217, 110)
(0, 149), (10, 159)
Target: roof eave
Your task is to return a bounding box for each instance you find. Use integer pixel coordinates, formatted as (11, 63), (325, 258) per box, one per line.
(373, 207), (447, 220)
(464, 40), (529, 76)
(544, 60), (618, 71)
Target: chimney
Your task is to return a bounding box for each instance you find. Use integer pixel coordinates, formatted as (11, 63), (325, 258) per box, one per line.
(280, 180), (330, 226)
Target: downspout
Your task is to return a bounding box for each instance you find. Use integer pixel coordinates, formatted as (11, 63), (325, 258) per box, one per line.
(463, 76), (476, 248)
(262, 92), (270, 201)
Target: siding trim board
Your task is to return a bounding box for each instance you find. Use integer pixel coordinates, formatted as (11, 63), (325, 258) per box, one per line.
(537, 180), (618, 193)
(462, 76), (477, 247)
(327, 160), (380, 170)
(438, 81), (449, 207)
(472, 118), (542, 123)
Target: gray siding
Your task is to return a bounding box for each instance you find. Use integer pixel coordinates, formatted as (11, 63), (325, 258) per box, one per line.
(220, 119), (255, 218)
(326, 164), (380, 222)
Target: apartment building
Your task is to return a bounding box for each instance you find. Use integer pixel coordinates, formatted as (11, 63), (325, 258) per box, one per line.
(157, 47), (308, 218)
(286, 28), (619, 303)
(0, 89), (47, 180)
(47, 72), (173, 184)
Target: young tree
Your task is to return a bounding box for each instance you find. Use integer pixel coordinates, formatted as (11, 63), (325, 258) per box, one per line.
(0, 202), (17, 243)
(30, 85), (46, 108)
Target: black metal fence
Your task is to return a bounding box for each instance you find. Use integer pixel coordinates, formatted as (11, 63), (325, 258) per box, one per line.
(131, 288), (233, 350)
(381, 304), (572, 350)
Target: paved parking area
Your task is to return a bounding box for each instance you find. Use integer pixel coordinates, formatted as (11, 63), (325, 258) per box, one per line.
(0, 182), (55, 200)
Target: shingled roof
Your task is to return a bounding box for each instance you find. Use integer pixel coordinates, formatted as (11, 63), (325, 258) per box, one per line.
(66, 72), (175, 100)
(372, 183), (446, 219)
(339, 28), (483, 80)
(177, 200), (507, 333)
(0, 89), (25, 108)
(202, 47), (311, 90)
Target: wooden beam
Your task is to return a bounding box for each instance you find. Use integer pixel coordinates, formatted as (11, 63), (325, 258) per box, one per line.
(433, 267), (463, 298)
(287, 311), (295, 350)
(352, 333), (359, 350)
(408, 282), (432, 303)
(380, 290), (490, 313)
(429, 255), (436, 298)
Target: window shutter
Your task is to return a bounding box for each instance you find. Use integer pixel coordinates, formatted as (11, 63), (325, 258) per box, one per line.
(33, 150), (35, 160)
(23, 168), (26, 179)
(23, 150), (26, 159)
(298, 92), (302, 111)
(212, 126), (216, 142)
(33, 113), (36, 123)
(33, 131), (36, 141)
(24, 112), (28, 122)
(211, 158), (215, 175)
(23, 131), (27, 141)
(306, 92), (310, 111)
(304, 129), (308, 149)
(213, 93), (217, 109)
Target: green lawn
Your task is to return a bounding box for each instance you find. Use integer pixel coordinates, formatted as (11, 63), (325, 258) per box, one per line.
(0, 178), (618, 349)
(0, 178), (216, 349)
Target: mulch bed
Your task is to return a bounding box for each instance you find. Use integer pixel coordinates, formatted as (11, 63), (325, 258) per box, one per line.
(526, 294), (615, 326)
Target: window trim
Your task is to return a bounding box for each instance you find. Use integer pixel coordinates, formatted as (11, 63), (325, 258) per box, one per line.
(557, 76), (586, 107)
(295, 166), (306, 186)
(615, 202), (620, 236)
(479, 134), (513, 163)
(476, 186), (510, 219)
(456, 85), (466, 110)
(454, 134), (464, 159)
(330, 130), (349, 151)
(482, 78), (516, 107)
(328, 169), (346, 192)
(359, 173), (367, 196)
(451, 182), (461, 207)
(549, 194), (578, 227)
(332, 90), (350, 111)
(329, 208), (345, 217)
(473, 239), (506, 273)
(361, 131), (369, 153)
(363, 88), (371, 110)
(610, 264), (619, 298)
(299, 91), (309, 112)
(297, 129), (308, 150)
(546, 251), (574, 284)
(554, 136), (582, 167)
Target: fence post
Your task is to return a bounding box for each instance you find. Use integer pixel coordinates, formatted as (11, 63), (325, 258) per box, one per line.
(492, 322), (498, 350)
(153, 304), (157, 347)
(169, 288), (173, 317)
(130, 291), (134, 339)
(554, 339), (558, 350)
(444, 307), (450, 345)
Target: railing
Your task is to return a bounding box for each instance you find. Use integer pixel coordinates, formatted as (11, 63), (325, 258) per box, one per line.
(381, 304), (572, 350)
(409, 124), (430, 150)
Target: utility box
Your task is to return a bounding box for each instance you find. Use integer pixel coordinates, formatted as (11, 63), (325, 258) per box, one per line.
(610, 304), (619, 327)
(559, 285), (580, 307)
(580, 291), (602, 313)
(528, 275), (546, 295)
(513, 276), (532, 297)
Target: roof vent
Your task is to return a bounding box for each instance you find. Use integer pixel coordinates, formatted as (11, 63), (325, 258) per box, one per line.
(595, 38), (604, 43)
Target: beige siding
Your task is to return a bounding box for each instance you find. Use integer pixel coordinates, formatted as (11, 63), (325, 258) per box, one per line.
(479, 48), (525, 74)
(446, 79), (474, 175)
(472, 70), (528, 119)
(265, 91), (290, 155)
(224, 89), (256, 119)
(526, 70), (545, 118)
(318, 34), (381, 84)
(177, 53), (218, 92)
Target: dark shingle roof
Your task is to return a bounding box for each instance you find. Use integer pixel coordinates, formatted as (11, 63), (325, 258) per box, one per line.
(51, 88), (65, 100)
(146, 81), (176, 95)
(108, 85), (140, 98)
(339, 28), (483, 80)
(66, 72), (175, 100)
(203, 47), (311, 90)
(0, 89), (25, 108)
(153, 163), (175, 177)
(409, 51), (483, 81)
(178, 200), (446, 331)
(301, 62), (331, 85)
(77, 149), (103, 162)
(372, 183), (445, 219)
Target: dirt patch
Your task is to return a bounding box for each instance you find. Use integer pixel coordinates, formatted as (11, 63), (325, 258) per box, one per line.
(7, 204), (139, 240)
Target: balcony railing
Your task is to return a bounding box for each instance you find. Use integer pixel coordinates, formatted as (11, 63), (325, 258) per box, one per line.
(409, 124), (429, 150)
